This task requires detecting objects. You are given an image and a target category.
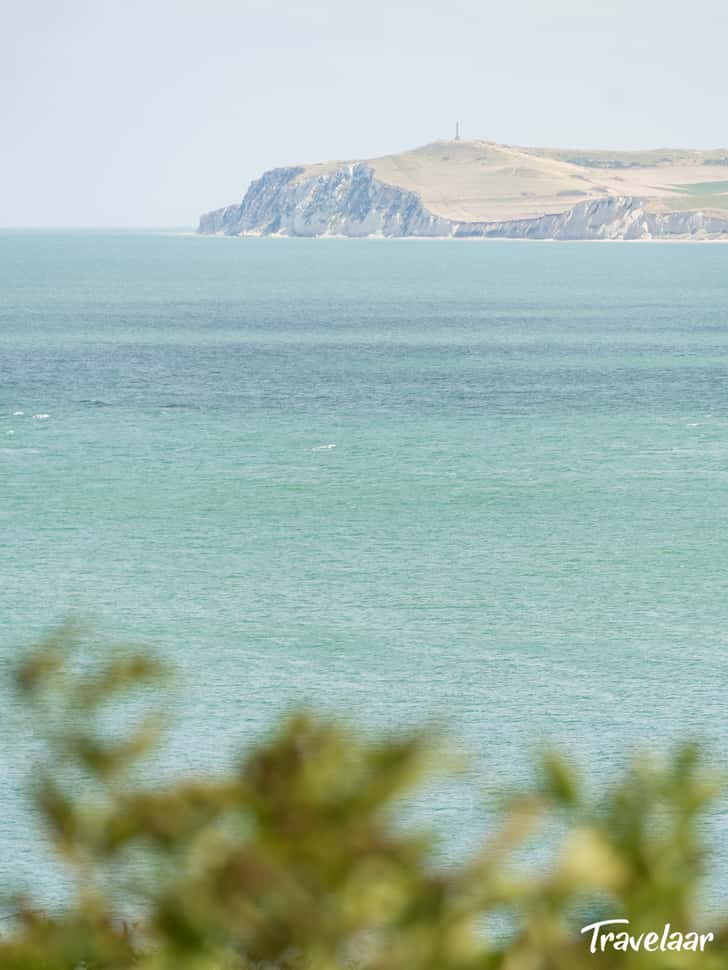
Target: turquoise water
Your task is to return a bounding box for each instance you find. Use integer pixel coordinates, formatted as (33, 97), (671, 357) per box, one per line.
(3, 231), (728, 898)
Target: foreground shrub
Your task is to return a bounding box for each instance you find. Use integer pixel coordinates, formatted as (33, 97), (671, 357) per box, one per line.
(1, 625), (726, 968)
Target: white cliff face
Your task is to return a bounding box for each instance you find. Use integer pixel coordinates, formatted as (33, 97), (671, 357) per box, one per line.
(198, 165), (728, 240)
(454, 197), (728, 240)
(197, 164), (450, 238)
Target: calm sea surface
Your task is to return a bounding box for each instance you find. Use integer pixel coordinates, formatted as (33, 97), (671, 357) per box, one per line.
(2, 231), (728, 901)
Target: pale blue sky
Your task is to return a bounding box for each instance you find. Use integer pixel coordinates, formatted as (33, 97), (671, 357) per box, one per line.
(2, 0), (727, 227)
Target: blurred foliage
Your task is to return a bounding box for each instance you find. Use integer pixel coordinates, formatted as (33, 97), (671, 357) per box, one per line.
(2, 625), (727, 969)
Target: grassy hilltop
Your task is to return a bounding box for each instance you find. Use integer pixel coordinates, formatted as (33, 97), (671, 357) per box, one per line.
(301, 139), (728, 223)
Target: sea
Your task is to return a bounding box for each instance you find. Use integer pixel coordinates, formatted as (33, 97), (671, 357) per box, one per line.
(2, 230), (728, 905)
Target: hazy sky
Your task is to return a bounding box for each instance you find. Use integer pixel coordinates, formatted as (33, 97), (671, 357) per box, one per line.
(2, 0), (727, 227)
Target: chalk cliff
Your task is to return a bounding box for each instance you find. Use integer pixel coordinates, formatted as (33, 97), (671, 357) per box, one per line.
(197, 164), (451, 238)
(198, 141), (728, 240)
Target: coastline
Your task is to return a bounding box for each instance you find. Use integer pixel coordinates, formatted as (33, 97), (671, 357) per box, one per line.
(192, 231), (728, 244)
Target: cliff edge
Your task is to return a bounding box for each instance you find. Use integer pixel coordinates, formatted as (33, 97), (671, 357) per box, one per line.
(198, 140), (728, 240)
